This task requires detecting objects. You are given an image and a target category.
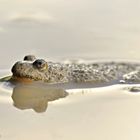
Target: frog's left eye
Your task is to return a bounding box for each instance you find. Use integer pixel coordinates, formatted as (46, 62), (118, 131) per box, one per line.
(33, 59), (48, 70)
(24, 55), (36, 61)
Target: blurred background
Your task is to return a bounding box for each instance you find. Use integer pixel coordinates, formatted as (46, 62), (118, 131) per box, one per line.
(0, 0), (140, 68)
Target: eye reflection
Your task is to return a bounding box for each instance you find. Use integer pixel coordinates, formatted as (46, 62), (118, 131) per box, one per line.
(11, 83), (68, 113)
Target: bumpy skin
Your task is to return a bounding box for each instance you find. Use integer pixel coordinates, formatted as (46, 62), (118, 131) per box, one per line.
(11, 55), (140, 84)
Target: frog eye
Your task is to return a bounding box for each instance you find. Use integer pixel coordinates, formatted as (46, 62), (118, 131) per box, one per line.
(24, 55), (36, 61)
(33, 59), (48, 70)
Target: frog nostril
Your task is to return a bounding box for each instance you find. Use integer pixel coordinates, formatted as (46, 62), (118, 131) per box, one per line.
(11, 62), (21, 73)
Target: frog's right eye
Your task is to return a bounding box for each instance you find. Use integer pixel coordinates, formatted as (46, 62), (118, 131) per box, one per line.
(33, 59), (48, 71)
(24, 55), (36, 61)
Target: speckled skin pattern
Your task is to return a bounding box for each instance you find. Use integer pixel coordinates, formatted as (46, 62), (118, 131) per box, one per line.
(11, 55), (140, 84)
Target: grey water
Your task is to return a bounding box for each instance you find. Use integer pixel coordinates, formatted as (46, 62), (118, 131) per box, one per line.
(0, 0), (140, 69)
(0, 0), (140, 140)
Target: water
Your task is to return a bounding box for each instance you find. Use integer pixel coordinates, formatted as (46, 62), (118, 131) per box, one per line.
(0, 0), (140, 139)
(0, 0), (140, 68)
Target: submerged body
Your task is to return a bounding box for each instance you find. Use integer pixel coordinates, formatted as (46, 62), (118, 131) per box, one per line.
(11, 55), (140, 84)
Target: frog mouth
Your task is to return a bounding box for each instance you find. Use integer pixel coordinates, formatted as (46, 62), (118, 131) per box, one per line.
(11, 76), (35, 83)
(12, 70), (44, 82)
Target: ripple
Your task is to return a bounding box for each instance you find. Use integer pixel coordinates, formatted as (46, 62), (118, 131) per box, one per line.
(9, 12), (54, 24)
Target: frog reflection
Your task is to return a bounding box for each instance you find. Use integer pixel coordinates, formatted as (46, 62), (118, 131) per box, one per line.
(11, 84), (68, 113)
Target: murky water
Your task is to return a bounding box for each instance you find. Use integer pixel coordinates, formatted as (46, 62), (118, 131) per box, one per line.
(0, 0), (140, 139)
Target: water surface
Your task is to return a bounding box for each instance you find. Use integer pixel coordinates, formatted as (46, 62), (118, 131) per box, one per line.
(0, 0), (140, 139)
